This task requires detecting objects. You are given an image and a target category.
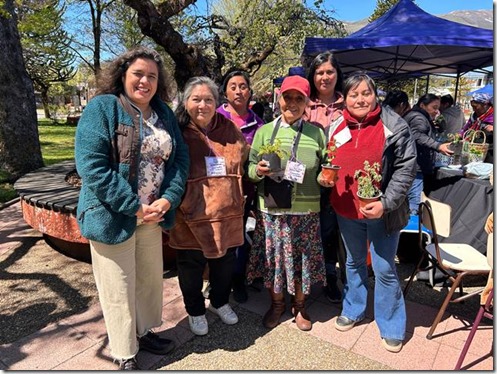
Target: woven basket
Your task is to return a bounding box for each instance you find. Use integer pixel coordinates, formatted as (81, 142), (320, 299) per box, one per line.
(461, 130), (489, 165)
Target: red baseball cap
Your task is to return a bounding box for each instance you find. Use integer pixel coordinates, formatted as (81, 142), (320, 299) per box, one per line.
(280, 75), (310, 98)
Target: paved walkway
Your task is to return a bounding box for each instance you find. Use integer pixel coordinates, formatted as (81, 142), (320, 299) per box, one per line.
(0, 202), (493, 371)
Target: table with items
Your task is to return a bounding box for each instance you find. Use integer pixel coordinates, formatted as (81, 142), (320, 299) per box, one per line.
(425, 167), (493, 254)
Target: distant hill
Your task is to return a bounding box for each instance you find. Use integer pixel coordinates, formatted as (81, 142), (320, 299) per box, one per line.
(343, 9), (493, 34)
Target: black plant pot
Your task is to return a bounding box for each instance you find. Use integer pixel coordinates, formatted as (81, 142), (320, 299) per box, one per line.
(261, 153), (281, 171)
(449, 142), (463, 165)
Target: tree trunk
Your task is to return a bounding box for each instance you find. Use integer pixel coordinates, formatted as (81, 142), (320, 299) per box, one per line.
(41, 88), (51, 119)
(0, 0), (44, 177)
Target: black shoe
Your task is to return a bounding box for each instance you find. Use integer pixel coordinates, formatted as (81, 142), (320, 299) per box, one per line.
(232, 274), (248, 303)
(335, 316), (361, 332)
(118, 357), (139, 370)
(139, 331), (175, 355)
(324, 276), (342, 303)
(382, 338), (403, 353)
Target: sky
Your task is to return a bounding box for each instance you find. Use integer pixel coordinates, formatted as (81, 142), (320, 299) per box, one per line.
(325, 0), (494, 22)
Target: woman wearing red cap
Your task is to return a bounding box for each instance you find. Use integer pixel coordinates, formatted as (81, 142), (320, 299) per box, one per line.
(246, 75), (327, 331)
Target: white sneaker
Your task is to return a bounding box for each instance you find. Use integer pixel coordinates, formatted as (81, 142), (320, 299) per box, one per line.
(188, 315), (208, 336)
(208, 303), (238, 325)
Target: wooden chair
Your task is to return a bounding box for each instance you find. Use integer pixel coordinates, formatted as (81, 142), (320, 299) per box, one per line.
(403, 197), (491, 339)
(454, 232), (494, 370)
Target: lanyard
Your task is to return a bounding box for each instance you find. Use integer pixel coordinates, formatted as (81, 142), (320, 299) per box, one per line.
(270, 118), (304, 161)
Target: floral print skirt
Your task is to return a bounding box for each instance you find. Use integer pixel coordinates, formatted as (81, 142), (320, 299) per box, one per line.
(246, 211), (326, 295)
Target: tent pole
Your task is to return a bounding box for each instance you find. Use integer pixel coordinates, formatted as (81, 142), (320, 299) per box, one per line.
(454, 72), (461, 102)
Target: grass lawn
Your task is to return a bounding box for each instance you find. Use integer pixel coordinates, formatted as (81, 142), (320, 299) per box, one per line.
(0, 119), (76, 204)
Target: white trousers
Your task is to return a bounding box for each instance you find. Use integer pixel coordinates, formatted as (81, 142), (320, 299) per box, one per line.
(90, 223), (163, 360)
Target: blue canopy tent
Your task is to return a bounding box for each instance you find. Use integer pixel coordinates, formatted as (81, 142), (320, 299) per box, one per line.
(467, 83), (494, 96)
(272, 66), (306, 86)
(302, 0), (493, 98)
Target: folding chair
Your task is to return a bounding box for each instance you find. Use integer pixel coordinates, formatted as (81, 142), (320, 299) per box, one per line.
(403, 197), (491, 339)
(454, 232), (494, 370)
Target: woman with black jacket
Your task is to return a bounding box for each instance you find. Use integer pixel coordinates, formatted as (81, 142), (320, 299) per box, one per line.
(403, 93), (453, 214)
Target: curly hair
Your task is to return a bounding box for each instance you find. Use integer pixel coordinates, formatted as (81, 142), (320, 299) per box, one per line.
(96, 46), (173, 102)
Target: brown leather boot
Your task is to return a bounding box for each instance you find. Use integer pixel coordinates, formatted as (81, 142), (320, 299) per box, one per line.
(291, 285), (312, 331)
(262, 288), (286, 329)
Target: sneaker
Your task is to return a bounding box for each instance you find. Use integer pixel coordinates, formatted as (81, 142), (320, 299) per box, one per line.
(382, 338), (403, 353)
(335, 315), (361, 332)
(139, 331), (175, 355)
(208, 303), (239, 325)
(118, 357), (139, 370)
(188, 315), (208, 336)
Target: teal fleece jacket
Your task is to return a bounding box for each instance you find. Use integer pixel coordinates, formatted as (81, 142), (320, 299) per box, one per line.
(75, 94), (189, 244)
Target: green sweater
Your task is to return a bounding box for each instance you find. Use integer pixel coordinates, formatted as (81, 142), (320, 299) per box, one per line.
(248, 119), (327, 214)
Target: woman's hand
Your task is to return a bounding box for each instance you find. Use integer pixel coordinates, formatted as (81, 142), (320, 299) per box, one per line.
(318, 174), (335, 188)
(255, 160), (271, 177)
(359, 201), (384, 219)
(150, 198), (171, 214)
(438, 142), (454, 156)
(485, 212), (493, 234)
(136, 201), (168, 224)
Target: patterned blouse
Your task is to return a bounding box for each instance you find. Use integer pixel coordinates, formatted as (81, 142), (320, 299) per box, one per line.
(137, 110), (173, 204)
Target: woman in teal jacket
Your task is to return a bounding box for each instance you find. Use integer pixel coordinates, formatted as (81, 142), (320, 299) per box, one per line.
(75, 47), (189, 370)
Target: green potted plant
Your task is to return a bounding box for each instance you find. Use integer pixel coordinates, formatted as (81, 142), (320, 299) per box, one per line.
(354, 160), (382, 207)
(447, 132), (463, 165)
(321, 138), (341, 182)
(257, 138), (288, 171)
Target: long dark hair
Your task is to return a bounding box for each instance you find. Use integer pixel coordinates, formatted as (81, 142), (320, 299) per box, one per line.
(306, 51), (344, 100)
(96, 46), (173, 102)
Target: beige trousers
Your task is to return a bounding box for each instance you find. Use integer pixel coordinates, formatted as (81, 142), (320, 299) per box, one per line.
(90, 223), (163, 360)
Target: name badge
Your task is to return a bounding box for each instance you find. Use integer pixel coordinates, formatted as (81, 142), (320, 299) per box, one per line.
(284, 160), (306, 184)
(205, 157), (227, 176)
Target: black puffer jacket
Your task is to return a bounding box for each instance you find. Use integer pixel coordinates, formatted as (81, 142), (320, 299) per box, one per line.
(403, 106), (441, 175)
(379, 106), (417, 233)
(326, 106), (417, 233)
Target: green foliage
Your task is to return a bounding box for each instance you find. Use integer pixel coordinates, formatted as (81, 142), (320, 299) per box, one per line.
(325, 138), (337, 164)
(369, 0), (408, 22)
(447, 132), (463, 144)
(354, 161), (382, 198)
(257, 139), (288, 159)
(164, 0), (346, 91)
(102, 1), (148, 53)
(17, 0), (76, 118)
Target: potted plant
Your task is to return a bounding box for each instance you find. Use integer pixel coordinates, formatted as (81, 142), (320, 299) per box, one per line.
(321, 138), (341, 182)
(447, 132), (463, 165)
(257, 138), (288, 171)
(354, 160), (382, 208)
